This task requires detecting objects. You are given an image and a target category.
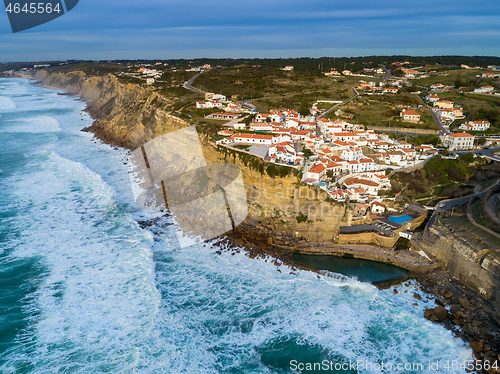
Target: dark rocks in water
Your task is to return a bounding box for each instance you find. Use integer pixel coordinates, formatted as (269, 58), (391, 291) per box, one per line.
(450, 304), (461, 314)
(472, 320), (483, 327)
(444, 291), (454, 299)
(215, 251), (222, 255)
(414, 293), (421, 300)
(470, 341), (484, 353)
(424, 306), (448, 322)
(435, 297), (447, 307)
(459, 297), (470, 309)
(393, 289), (398, 294)
(463, 323), (475, 336)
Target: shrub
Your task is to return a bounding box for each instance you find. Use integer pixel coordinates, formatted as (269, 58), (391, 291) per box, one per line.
(296, 212), (308, 224)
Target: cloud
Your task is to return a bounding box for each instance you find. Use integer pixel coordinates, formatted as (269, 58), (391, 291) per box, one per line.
(1, 0), (499, 61)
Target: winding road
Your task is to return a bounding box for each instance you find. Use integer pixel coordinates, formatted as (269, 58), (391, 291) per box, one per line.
(424, 178), (500, 236)
(318, 88), (359, 118)
(182, 71), (207, 94)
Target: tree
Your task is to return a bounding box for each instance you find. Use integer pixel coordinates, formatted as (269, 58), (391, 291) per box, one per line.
(303, 149), (313, 159)
(475, 137), (487, 147)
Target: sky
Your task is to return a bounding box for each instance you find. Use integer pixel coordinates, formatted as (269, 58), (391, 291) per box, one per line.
(1, 0), (500, 62)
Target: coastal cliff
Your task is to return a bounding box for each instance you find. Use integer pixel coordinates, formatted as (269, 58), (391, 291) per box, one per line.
(413, 226), (500, 310)
(34, 70), (345, 241)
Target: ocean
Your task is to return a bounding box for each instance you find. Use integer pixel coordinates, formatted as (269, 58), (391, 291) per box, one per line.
(0, 78), (472, 373)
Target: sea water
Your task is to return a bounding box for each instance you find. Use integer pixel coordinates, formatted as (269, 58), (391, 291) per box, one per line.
(0, 78), (472, 373)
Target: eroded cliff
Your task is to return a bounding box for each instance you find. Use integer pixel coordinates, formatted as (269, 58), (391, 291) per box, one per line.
(35, 70), (344, 241)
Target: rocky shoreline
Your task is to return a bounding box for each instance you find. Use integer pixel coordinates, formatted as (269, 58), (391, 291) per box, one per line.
(25, 73), (500, 373)
(218, 220), (500, 373)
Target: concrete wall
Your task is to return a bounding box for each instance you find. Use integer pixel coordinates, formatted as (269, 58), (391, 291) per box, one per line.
(338, 231), (399, 247)
(366, 126), (439, 135)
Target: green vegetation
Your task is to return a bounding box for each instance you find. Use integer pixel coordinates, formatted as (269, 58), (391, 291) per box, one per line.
(333, 95), (438, 130)
(390, 154), (487, 199)
(296, 212), (309, 224)
(470, 198), (500, 235)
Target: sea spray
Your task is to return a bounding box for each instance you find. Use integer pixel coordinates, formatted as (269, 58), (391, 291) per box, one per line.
(0, 78), (472, 373)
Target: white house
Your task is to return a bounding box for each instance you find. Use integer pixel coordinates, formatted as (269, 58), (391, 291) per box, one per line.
(474, 86), (494, 94)
(425, 94), (440, 102)
(306, 164), (326, 181)
(255, 113), (271, 123)
(442, 133), (475, 150)
(359, 158), (376, 172)
(217, 133), (273, 146)
(434, 100), (454, 109)
(370, 201), (386, 214)
(400, 110), (420, 123)
(344, 177), (380, 195)
(250, 123), (274, 132)
(459, 121), (490, 131)
(341, 148), (362, 161)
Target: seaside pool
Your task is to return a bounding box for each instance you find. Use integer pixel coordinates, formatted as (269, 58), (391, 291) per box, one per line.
(291, 254), (409, 283)
(388, 214), (414, 224)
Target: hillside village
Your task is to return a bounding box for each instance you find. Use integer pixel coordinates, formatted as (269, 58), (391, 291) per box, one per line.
(175, 60), (500, 246)
(3, 58), (499, 247)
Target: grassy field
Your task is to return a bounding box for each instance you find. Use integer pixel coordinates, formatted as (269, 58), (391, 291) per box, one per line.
(329, 94), (438, 129)
(389, 154), (486, 199)
(194, 67), (363, 112)
(415, 68), (485, 87)
(471, 199), (500, 235)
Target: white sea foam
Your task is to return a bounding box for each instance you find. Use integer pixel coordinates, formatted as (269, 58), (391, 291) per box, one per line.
(0, 78), (473, 374)
(0, 96), (16, 110)
(0, 115), (61, 133)
(2, 152), (161, 373)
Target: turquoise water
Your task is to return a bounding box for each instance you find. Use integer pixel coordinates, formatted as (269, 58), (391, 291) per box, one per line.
(290, 255), (409, 283)
(388, 215), (414, 224)
(0, 78), (471, 373)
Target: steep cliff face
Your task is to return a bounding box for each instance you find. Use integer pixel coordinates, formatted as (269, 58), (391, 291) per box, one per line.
(203, 142), (345, 241)
(36, 70), (184, 149)
(35, 70), (344, 241)
(413, 226), (500, 313)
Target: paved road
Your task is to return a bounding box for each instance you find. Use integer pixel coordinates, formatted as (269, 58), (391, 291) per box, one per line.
(448, 147), (500, 162)
(475, 147), (500, 161)
(182, 71), (207, 94)
(382, 64), (392, 80)
(429, 107), (450, 135)
(318, 88), (359, 118)
(424, 178), (500, 236)
(434, 178), (500, 213)
(240, 100), (262, 113)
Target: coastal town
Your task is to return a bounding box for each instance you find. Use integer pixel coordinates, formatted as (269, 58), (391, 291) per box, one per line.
(5, 58), (499, 251)
(2, 56), (500, 369)
(162, 60), (500, 249)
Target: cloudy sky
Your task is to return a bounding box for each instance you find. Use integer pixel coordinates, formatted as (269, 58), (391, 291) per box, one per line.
(1, 0), (499, 62)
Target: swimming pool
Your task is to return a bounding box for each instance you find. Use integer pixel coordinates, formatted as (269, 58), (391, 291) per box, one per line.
(387, 215), (414, 224)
